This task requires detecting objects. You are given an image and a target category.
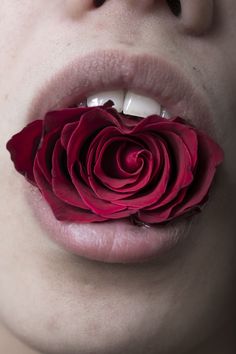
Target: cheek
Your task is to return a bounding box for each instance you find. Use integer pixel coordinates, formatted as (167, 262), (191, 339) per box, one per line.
(0, 3), (31, 68)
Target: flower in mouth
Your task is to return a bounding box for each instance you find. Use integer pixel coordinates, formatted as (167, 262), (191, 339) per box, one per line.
(6, 100), (224, 225)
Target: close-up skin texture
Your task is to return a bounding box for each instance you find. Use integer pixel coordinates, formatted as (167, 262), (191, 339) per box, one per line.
(0, 1), (236, 353)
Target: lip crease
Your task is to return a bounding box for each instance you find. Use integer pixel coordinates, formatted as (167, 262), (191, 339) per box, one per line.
(25, 49), (214, 264)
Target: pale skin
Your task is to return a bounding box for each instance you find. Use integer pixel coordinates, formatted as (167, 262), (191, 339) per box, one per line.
(0, 1), (236, 353)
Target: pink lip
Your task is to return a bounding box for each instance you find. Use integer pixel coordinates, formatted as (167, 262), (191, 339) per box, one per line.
(28, 49), (213, 132)
(26, 49), (213, 264)
(28, 187), (191, 264)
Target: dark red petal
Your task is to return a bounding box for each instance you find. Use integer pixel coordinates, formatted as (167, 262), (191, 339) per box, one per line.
(67, 109), (120, 170)
(92, 127), (133, 176)
(51, 140), (89, 209)
(94, 136), (150, 189)
(61, 121), (78, 149)
(79, 130), (135, 201)
(36, 129), (60, 183)
(6, 120), (43, 183)
(34, 156), (105, 222)
(114, 138), (171, 208)
(145, 130), (194, 210)
(70, 169), (128, 217)
(130, 115), (165, 133)
(121, 145), (145, 172)
(85, 128), (155, 200)
(92, 137), (138, 187)
(133, 115), (198, 169)
(85, 139), (135, 201)
(62, 114), (128, 215)
(43, 106), (96, 134)
(92, 207), (134, 220)
(159, 119), (198, 170)
(44, 104), (119, 135)
(132, 133), (162, 181)
(138, 188), (188, 223)
(172, 132), (224, 216)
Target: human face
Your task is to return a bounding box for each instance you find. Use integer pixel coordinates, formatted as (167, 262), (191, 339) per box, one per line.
(0, 1), (236, 353)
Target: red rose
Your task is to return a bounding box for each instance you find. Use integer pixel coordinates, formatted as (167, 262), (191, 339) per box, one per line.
(6, 101), (224, 224)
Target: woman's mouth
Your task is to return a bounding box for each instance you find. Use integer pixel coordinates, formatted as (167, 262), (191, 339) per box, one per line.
(17, 49), (222, 264)
(28, 49), (213, 132)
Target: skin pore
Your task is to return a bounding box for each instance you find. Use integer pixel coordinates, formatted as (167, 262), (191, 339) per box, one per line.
(0, 1), (236, 353)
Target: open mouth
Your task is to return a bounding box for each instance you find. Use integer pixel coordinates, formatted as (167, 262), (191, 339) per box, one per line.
(11, 49), (222, 264)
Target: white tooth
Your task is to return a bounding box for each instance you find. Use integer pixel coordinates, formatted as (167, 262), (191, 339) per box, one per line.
(87, 90), (125, 112)
(123, 91), (161, 118)
(160, 107), (171, 119)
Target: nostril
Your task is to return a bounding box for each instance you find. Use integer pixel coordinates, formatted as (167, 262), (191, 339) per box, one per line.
(166, 0), (181, 17)
(93, 0), (106, 8)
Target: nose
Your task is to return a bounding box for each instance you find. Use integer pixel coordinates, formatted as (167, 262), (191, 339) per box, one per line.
(66, 0), (214, 35)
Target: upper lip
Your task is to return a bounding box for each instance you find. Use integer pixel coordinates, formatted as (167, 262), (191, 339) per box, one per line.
(28, 49), (213, 132)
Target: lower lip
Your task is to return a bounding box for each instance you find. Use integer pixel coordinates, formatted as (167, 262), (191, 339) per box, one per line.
(27, 186), (191, 264)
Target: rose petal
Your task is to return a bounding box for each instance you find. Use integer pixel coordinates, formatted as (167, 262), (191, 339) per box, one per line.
(144, 130), (194, 210)
(6, 120), (43, 183)
(93, 136), (150, 189)
(34, 155), (105, 222)
(71, 166), (128, 217)
(67, 109), (121, 170)
(85, 137), (135, 201)
(143, 117), (198, 163)
(51, 140), (89, 209)
(114, 137), (171, 208)
(36, 128), (60, 183)
(61, 121), (78, 149)
(172, 131), (224, 216)
(66, 110), (133, 215)
(138, 188), (188, 223)
(44, 106), (95, 134)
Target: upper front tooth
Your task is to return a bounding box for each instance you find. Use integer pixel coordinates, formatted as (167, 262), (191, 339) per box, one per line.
(87, 90), (125, 112)
(123, 91), (161, 118)
(86, 90), (163, 118)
